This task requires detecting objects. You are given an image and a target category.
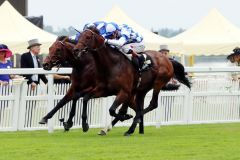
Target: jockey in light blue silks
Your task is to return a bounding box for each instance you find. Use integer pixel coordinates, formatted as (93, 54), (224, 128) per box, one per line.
(83, 22), (145, 57)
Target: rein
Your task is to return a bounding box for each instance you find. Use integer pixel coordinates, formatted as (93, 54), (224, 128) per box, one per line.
(80, 29), (106, 52)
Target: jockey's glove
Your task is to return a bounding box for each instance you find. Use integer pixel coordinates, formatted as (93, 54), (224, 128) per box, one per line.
(104, 39), (108, 44)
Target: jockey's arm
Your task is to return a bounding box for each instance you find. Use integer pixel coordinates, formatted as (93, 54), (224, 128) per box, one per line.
(106, 37), (127, 47)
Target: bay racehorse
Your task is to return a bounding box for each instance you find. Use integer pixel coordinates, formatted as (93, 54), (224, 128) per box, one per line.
(73, 27), (191, 135)
(40, 36), (137, 132)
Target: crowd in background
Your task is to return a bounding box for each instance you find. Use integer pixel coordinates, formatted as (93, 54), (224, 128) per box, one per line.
(0, 38), (71, 88)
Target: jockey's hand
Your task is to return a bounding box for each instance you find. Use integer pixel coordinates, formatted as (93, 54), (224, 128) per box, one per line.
(131, 50), (138, 57)
(104, 39), (108, 44)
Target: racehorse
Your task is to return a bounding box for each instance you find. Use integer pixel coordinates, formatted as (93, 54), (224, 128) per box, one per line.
(73, 27), (191, 135)
(40, 36), (136, 133)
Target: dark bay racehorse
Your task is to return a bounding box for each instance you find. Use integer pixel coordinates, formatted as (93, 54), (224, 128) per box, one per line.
(40, 36), (136, 132)
(73, 28), (191, 135)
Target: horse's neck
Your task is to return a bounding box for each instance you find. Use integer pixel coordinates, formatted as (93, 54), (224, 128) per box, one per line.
(93, 47), (116, 71)
(93, 47), (122, 72)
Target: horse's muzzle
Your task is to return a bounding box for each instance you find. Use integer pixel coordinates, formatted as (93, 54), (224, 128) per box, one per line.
(43, 62), (52, 71)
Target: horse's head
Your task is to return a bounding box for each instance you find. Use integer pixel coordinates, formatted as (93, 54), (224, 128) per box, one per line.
(43, 36), (74, 70)
(73, 27), (105, 58)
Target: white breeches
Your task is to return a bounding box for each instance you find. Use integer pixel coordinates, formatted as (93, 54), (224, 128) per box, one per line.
(119, 42), (145, 54)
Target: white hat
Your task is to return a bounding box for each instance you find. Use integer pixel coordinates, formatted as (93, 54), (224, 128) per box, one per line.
(27, 39), (42, 49)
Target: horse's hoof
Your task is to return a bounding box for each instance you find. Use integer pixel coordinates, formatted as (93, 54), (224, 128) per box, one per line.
(98, 129), (107, 136)
(63, 121), (73, 131)
(124, 132), (132, 137)
(139, 132), (144, 134)
(39, 118), (47, 124)
(82, 123), (89, 132)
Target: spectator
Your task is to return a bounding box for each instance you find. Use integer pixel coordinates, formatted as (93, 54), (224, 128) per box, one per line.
(159, 44), (175, 59)
(21, 39), (48, 90)
(159, 44), (179, 84)
(0, 44), (13, 85)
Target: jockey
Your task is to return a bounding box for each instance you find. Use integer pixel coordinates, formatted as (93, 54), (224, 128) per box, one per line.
(78, 21), (145, 69)
(104, 23), (145, 70)
(105, 24), (145, 58)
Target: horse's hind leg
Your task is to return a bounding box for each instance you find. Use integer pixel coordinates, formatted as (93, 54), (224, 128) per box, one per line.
(124, 92), (146, 136)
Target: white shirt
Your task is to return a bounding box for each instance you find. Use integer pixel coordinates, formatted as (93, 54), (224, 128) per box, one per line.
(30, 52), (39, 82)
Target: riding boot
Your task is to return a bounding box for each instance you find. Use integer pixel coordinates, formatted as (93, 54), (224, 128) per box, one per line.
(132, 56), (140, 70)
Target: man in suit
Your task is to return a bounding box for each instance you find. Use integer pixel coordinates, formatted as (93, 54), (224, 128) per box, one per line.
(21, 39), (48, 90)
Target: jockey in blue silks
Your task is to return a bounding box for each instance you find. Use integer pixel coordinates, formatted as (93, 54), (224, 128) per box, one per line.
(83, 22), (145, 56)
(105, 24), (145, 58)
(74, 21), (145, 68)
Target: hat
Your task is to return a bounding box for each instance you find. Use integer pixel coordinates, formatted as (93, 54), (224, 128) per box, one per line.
(27, 39), (42, 49)
(0, 44), (13, 58)
(159, 45), (170, 52)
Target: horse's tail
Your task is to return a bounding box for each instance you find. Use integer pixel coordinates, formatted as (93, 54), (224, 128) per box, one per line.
(171, 59), (191, 89)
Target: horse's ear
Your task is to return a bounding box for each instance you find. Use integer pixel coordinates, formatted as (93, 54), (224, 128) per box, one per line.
(62, 37), (69, 42)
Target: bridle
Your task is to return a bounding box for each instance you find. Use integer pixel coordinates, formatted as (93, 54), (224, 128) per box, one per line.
(47, 40), (67, 70)
(76, 29), (105, 54)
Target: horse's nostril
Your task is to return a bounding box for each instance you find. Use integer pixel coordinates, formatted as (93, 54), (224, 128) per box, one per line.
(43, 63), (50, 70)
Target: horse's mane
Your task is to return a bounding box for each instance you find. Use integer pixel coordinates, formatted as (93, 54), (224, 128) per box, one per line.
(57, 36), (67, 41)
(87, 26), (100, 35)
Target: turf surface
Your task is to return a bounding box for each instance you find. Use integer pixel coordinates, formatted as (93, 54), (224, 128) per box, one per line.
(0, 123), (240, 160)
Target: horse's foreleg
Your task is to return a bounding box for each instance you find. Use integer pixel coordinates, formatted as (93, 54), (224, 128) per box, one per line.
(98, 118), (119, 136)
(139, 113), (144, 134)
(63, 99), (77, 131)
(82, 94), (92, 132)
(39, 88), (74, 124)
(98, 103), (132, 135)
(109, 90), (129, 119)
